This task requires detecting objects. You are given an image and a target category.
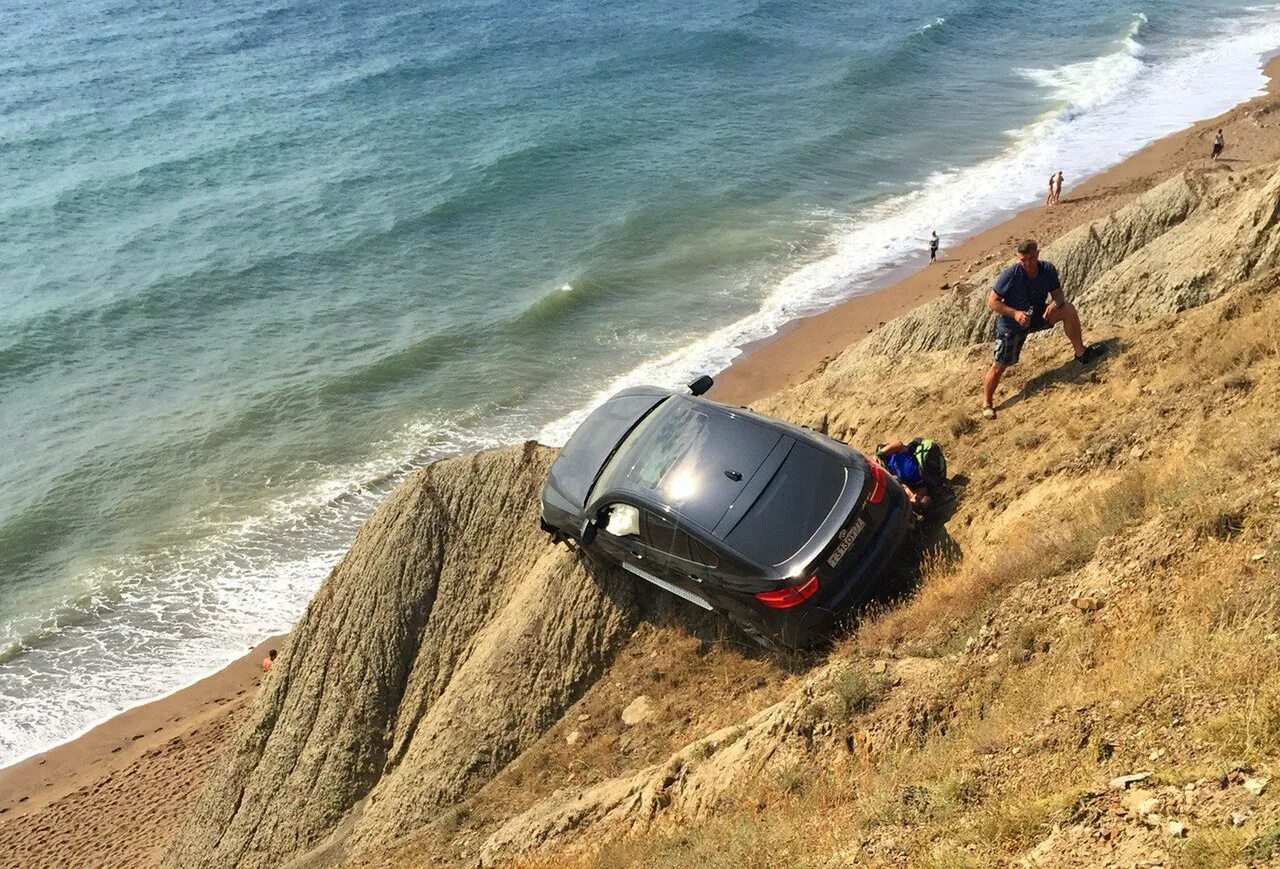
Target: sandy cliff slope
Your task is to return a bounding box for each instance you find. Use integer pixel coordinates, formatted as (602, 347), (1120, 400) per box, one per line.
(855, 164), (1280, 363)
(162, 445), (641, 868)
(168, 160), (1280, 869)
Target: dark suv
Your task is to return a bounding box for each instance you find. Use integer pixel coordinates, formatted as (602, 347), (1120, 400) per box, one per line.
(539, 377), (913, 650)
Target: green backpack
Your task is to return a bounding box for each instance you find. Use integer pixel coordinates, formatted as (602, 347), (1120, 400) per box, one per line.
(908, 438), (948, 491)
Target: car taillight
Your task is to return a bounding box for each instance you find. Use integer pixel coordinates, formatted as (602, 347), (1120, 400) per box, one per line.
(755, 574), (820, 609)
(866, 460), (887, 505)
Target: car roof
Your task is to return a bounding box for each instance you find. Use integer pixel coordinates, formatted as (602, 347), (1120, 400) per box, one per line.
(593, 396), (790, 534)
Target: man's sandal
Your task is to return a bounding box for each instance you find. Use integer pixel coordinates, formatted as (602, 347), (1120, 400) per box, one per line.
(1075, 344), (1106, 365)
(982, 406), (997, 420)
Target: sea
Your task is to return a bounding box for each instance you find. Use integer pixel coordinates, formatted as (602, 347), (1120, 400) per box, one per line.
(2, 0), (1278, 767)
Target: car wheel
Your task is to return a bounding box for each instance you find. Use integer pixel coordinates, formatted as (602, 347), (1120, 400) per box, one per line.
(727, 611), (788, 654)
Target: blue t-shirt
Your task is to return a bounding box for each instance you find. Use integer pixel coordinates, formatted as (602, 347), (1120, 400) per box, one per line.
(883, 451), (923, 487)
(993, 260), (1061, 333)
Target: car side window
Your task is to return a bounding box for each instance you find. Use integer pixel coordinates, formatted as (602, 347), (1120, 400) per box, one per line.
(641, 511), (677, 552)
(673, 531), (719, 568)
(642, 512), (719, 569)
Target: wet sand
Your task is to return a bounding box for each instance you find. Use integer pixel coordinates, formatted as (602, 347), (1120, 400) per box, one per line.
(2, 52), (1278, 869)
(0, 637), (281, 868)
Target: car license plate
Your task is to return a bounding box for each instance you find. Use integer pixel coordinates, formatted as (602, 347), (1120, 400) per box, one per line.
(826, 516), (866, 567)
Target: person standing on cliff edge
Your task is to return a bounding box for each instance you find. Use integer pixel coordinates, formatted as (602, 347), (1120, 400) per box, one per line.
(981, 239), (1104, 419)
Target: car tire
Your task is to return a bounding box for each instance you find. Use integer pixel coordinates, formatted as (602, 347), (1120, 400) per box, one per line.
(727, 611), (788, 654)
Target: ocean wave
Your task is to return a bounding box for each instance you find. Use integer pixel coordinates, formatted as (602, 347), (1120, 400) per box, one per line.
(921, 17), (946, 33)
(1015, 12), (1147, 124)
(538, 7), (1280, 447)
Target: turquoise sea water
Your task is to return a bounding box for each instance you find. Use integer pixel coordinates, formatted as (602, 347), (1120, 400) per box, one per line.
(2, 0), (1279, 764)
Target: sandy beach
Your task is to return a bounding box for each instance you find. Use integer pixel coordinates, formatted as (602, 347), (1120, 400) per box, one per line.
(2, 51), (1278, 869)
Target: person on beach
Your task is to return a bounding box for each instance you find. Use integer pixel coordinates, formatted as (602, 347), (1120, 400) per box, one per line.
(1211, 129), (1224, 160)
(981, 239), (1103, 419)
(929, 230), (940, 263)
(262, 649), (277, 672)
(1053, 170), (1064, 204)
(1045, 173), (1056, 206)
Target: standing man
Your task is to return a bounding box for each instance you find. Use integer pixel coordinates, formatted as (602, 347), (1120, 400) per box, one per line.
(1045, 173), (1056, 206)
(981, 239), (1103, 419)
(929, 230), (940, 263)
(1211, 129), (1224, 160)
(1053, 169), (1064, 204)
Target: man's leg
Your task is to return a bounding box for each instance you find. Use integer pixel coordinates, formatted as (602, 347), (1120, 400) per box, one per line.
(1045, 301), (1086, 356)
(983, 363), (1006, 410)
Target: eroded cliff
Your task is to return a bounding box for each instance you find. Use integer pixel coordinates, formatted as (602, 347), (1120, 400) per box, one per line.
(163, 445), (639, 868)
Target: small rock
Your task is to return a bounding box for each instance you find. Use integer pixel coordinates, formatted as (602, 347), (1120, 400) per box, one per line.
(1123, 789), (1158, 816)
(1243, 776), (1269, 796)
(1110, 772), (1153, 790)
(1130, 445), (1145, 459)
(1148, 748), (1166, 761)
(577, 713), (590, 722)
(1230, 810), (1252, 827)
(1251, 552), (1268, 562)
(871, 660), (887, 675)
(621, 695), (654, 727)
(1168, 820), (1187, 838)
(565, 730), (581, 746)
(1072, 594), (1103, 613)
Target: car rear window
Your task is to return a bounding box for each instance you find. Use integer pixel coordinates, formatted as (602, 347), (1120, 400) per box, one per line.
(724, 441), (846, 566)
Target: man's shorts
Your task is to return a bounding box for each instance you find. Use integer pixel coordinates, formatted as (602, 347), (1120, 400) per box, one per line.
(993, 313), (1052, 366)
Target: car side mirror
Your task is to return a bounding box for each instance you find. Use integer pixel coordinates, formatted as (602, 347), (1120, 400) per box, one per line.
(580, 518), (598, 547)
(688, 375), (714, 396)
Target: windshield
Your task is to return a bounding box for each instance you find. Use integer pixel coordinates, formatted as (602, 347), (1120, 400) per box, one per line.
(590, 397), (708, 504)
(724, 441), (846, 566)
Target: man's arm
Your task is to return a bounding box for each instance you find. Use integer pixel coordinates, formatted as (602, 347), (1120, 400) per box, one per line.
(1049, 287), (1067, 306)
(878, 439), (906, 456)
(987, 290), (1030, 325)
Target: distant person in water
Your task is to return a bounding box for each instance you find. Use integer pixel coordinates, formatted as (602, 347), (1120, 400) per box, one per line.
(1211, 129), (1224, 160)
(929, 230), (940, 263)
(981, 239), (1104, 419)
(1045, 173), (1055, 206)
(262, 649), (277, 672)
(1053, 170), (1064, 204)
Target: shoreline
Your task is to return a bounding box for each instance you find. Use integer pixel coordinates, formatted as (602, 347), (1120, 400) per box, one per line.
(0, 635), (282, 814)
(710, 52), (1280, 406)
(3, 46), (1280, 868)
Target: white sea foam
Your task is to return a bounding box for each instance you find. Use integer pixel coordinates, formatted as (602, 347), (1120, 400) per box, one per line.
(0, 413), (514, 767)
(538, 7), (1280, 446)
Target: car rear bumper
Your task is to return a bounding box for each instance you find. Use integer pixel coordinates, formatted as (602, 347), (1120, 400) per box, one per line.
(757, 483), (913, 648)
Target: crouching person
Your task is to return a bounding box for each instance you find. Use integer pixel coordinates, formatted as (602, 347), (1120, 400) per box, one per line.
(875, 438), (947, 514)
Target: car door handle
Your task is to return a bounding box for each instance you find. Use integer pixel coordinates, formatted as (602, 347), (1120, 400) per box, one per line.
(628, 548), (644, 559)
